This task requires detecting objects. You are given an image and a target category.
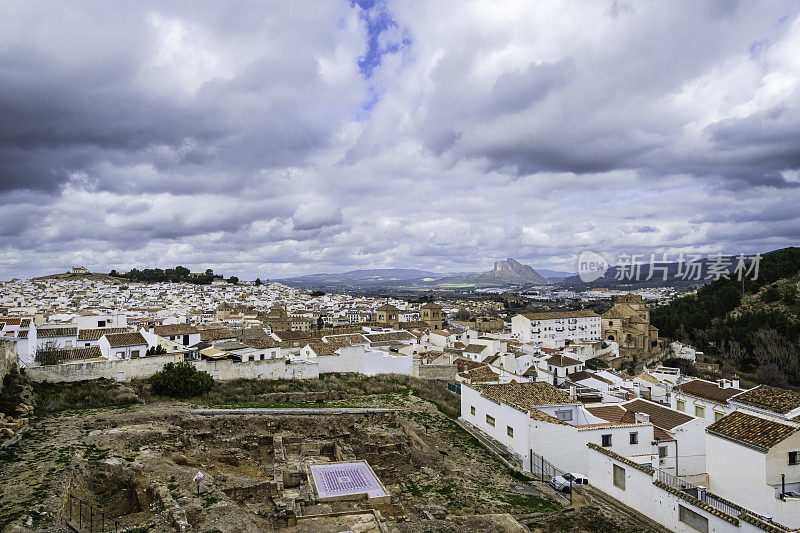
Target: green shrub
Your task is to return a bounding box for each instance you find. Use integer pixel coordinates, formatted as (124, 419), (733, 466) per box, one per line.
(149, 362), (213, 398)
(761, 285), (781, 303)
(585, 357), (608, 370)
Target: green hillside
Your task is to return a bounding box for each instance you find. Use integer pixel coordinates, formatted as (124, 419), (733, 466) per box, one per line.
(651, 247), (800, 385)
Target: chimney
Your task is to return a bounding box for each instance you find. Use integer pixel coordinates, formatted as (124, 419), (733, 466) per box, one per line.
(732, 375), (740, 389)
(718, 379), (730, 389)
(635, 412), (650, 424)
(569, 385), (577, 401)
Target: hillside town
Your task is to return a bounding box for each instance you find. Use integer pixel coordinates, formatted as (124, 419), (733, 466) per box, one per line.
(1, 271), (798, 533)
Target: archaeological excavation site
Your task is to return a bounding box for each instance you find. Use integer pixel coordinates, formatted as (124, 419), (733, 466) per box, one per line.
(0, 377), (667, 532)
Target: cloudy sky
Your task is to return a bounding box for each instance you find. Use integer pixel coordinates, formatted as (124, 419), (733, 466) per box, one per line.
(2, 0), (800, 280)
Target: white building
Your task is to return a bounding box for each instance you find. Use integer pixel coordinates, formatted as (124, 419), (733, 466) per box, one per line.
(587, 398), (709, 477)
(671, 377), (744, 423)
(705, 385), (800, 527)
(99, 332), (150, 360)
(461, 382), (656, 474)
(151, 324), (201, 348)
(511, 310), (601, 346)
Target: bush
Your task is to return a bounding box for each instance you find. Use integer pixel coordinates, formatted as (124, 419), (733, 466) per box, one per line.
(761, 285), (781, 303)
(149, 362), (213, 398)
(585, 357), (608, 370)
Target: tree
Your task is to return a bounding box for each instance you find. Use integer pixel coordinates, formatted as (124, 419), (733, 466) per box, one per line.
(255, 278), (262, 286)
(228, 276), (239, 285)
(310, 290), (325, 297)
(146, 345), (167, 355)
(149, 362), (213, 398)
(756, 363), (788, 387)
(317, 317), (324, 330)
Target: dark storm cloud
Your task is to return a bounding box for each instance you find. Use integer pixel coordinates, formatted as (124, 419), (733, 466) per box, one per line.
(2, 0), (800, 280)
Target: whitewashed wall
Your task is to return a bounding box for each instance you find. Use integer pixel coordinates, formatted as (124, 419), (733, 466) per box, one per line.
(588, 447), (769, 533)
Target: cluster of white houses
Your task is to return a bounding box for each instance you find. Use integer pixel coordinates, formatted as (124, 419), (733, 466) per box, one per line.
(4, 292), (800, 532)
(460, 379), (800, 531)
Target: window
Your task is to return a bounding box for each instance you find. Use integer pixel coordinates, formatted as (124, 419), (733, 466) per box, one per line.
(555, 409), (574, 421)
(629, 432), (638, 445)
(98, 320), (106, 327)
(612, 464), (625, 490)
(602, 434), (612, 447)
(678, 505), (708, 533)
(714, 411), (725, 422)
(486, 414), (495, 427)
(470, 406), (476, 416)
(676, 399), (685, 412)
(507, 426), (514, 438)
(790, 451), (799, 466)
(131, 350), (139, 359)
(659, 446), (668, 458)
(694, 405), (705, 418)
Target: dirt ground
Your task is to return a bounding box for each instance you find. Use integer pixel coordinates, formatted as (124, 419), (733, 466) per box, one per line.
(0, 379), (662, 532)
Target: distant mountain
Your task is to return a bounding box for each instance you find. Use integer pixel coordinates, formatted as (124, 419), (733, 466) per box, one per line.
(536, 268), (575, 279)
(278, 268), (448, 288)
(434, 258), (547, 287)
(473, 258), (547, 284)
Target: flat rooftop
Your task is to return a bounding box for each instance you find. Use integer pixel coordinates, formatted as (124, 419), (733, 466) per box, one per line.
(309, 461), (387, 501)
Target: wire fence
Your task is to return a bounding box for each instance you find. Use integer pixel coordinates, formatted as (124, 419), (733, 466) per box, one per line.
(64, 494), (122, 533)
(529, 450), (572, 503)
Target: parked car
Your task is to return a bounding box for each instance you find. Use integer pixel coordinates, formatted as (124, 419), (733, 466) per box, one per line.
(549, 473), (588, 492)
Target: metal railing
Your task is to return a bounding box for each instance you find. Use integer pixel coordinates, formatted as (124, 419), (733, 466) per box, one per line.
(65, 494), (122, 533)
(655, 469), (742, 518)
(447, 382), (461, 395)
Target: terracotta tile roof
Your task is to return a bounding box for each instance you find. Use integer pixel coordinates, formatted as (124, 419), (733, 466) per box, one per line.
(460, 365), (499, 383)
(323, 333), (369, 344)
(453, 357), (484, 373)
(37, 327), (77, 337)
(706, 411), (799, 451)
(376, 303), (400, 312)
(243, 337), (276, 349)
(464, 343), (487, 353)
(153, 324), (199, 336)
(364, 331), (415, 343)
(482, 354), (500, 365)
(305, 340), (343, 356)
(730, 385), (800, 415)
(653, 427), (674, 441)
(623, 398), (694, 430)
(78, 327), (130, 341)
(35, 346), (103, 364)
(199, 327), (235, 341)
(674, 379), (744, 404)
(474, 382), (574, 412)
(430, 329), (452, 336)
(272, 330), (311, 341)
(544, 354), (583, 367)
(105, 332), (147, 347)
(570, 370), (613, 385)
(585, 404), (627, 423)
(521, 310), (599, 320)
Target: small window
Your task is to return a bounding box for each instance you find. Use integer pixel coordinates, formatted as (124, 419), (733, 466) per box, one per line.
(676, 399), (685, 412)
(612, 464), (625, 490)
(695, 405), (705, 418)
(507, 426), (514, 438)
(629, 432), (638, 445)
(714, 411), (725, 422)
(659, 446), (668, 458)
(602, 434), (612, 447)
(486, 414), (495, 427)
(790, 451), (799, 466)
(555, 409), (574, 421)
(470, 406), (476, 416)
